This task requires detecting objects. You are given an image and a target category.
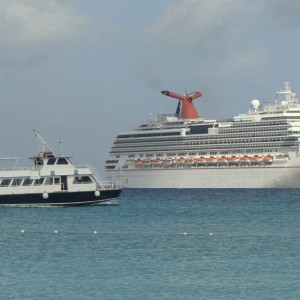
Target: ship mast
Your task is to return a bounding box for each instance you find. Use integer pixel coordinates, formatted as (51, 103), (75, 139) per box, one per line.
(276, 81), (297, 104)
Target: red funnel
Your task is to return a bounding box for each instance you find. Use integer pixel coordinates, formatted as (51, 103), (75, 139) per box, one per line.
(161, 90), (202, 119)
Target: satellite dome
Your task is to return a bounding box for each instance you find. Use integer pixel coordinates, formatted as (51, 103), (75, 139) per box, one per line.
(251, 99), (260, 109)
(281, 100), (287, 106)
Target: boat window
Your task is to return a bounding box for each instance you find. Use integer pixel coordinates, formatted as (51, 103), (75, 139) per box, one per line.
(34, 178), (45, 186)
(23, 178), (33, 186)
(47, 158), (56, 165)
(12, 178), (23, 186)
(0, 179), (11, 187)
(44, 177), (53, 185)
(35, 158), (43, 166)
(57, 158), (69, 165)
(73, 176), (93, 184)
(54, 177), (60, 185)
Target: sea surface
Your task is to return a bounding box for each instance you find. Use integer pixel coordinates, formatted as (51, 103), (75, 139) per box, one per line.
(0, 189), (299, 300)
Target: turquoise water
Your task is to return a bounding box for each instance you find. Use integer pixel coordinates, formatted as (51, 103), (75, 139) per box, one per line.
(1, 189), (299, 299)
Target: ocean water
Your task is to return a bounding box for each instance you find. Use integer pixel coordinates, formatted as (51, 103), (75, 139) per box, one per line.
(0, 189), (299, 300)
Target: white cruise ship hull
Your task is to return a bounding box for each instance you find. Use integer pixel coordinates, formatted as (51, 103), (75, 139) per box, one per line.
(109, 165), (300, 188)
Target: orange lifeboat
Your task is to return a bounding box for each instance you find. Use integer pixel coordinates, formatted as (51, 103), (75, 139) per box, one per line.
(186, 157), (195, 165)
(195, 157), (206, 163)
(206, 156), (217, 163)
(262, 155), (273, 162)
(163, 158), (173, 166)
(249, 155), (262, 162)
(134, 159), (143, 165)
(227, 156), (239, 163)
(152, 158), (163, 165)
(175, 157), (186, 164)
(142, 159), (152, 166)
(217, 156), (228, 163)
(239, 155), (250, 163)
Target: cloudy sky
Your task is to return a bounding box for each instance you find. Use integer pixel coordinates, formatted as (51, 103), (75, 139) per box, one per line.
(1, 0), (300, 174)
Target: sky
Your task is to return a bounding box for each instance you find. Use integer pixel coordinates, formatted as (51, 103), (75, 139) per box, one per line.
(1, 0), (300, 175)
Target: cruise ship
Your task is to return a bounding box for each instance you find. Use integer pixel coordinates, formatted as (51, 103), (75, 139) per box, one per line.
(105, 82), (300, 188)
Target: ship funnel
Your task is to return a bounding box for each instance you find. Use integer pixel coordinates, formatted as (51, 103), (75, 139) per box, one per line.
(161, 90), (202, 119)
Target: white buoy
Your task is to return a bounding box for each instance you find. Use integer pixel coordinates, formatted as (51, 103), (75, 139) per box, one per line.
(209, 232), (213, 236)
(95, 190), (100, 197)
(54, 230), (58, 234)
(42, 192), (49, 199)
(20, 230), (25, 233)
(183, 232), (187, 235)
(93, 231), (98, 234)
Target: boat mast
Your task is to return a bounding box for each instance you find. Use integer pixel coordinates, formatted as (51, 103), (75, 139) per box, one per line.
(33, 129), (53, 153)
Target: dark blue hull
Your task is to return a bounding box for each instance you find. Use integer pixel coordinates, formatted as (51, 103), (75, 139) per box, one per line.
(0, 189), (122, 206)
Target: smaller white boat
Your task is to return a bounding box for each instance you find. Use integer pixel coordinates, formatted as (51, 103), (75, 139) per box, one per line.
(0, 130), (122, 207)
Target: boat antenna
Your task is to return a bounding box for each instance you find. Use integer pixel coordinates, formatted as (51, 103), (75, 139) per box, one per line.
(59, 141), (63, 157)
(33, 129), (53, 153)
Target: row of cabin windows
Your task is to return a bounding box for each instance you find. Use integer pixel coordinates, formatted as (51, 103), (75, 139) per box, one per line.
(113, 135), (292, 152)
(118, 142), (294, 153)
(114, 126), (290, 144)
(0, 177), (60, 187)
(0, 176), (93, 187)
(113, 132), (291, 149)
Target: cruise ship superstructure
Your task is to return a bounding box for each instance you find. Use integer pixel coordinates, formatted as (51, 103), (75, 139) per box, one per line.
(105, 82), (300, 188)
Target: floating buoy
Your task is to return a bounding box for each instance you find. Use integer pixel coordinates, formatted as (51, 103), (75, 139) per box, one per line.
(54, 230), (58, 234)
(42, 192), (49, 199)
(94, 190), (100, 197)
(20, 230), (25, 233)
(93, 231), (98, 234)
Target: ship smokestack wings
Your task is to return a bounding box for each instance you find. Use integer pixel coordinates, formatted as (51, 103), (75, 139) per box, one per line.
(161, 90), (202, 119)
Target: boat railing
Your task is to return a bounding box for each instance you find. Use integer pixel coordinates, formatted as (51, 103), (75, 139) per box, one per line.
(101, 181), (123, 190)
(82, 164), (122, 190)
(0, 167), (28, 171)
(0, 157), (21, 170)
(74, 164), (91, 170)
